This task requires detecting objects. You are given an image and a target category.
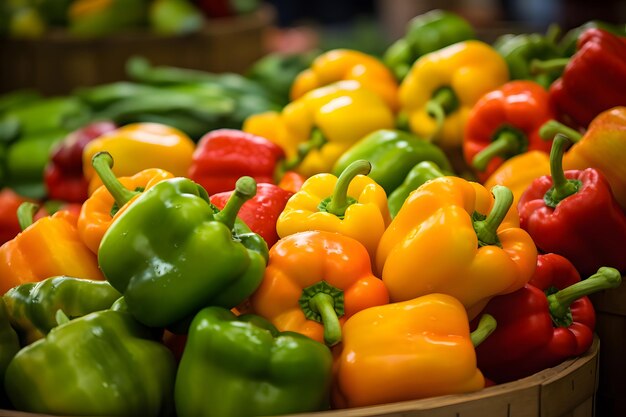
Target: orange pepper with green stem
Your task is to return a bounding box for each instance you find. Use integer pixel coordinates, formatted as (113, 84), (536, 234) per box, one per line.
(249, 230), (389, 346)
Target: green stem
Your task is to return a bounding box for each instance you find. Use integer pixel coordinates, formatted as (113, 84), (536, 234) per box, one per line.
(214, 176), (257, 231)
(470, 314), (497, 347)
(547, 267), (622, 326)
(91, 152), (139, 208)
(55, 309), (70, 326)
(324, 160), (371, 217)
(309, 292), (342, 346)
(539, 120), (583, 143)
(474, 185), (513, 247)
(17, 202), (39, 231)
(530, 58), (570, 75)
(425, 87), (458, 141)
(472, 131), (525, 172)
(545, 23), (561, 44)
(544, 134), (581, 207)
(274, 128), (327, 181)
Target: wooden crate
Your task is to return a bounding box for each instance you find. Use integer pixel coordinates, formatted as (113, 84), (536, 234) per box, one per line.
(0, 6), (274, 96)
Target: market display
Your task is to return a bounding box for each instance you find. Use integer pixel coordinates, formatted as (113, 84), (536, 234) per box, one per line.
(0, 8), (625, 417)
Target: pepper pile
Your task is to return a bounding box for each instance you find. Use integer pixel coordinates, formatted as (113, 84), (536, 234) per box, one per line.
(0, 10), (625, 417)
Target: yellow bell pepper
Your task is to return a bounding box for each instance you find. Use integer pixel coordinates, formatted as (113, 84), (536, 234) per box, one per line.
(290, 49), (400, 112)
(399, 40), (508, 152)
(82, 122), (195, 195)
(243, 80), (395, 178)
(333, 293), (494, 409)
(376, 176), (537, 319)
(276, 160), (390, 263)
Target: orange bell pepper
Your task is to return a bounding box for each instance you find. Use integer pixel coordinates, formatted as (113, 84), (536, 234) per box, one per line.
(78, 152), (174, 254)
(333, 293), (495, 408)
(249, 230), (389, 346)
(0, 203), (104, 294)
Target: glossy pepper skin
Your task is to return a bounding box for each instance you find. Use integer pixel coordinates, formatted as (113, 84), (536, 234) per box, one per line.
(0, 298), (19, 405)
(290, 49), (400, 111)
(474, 255), (621, 383)
(43, 120), (117, 203)
(82, 122), (195, 194)
(3, 276), (121, 345)
(387, 160), (447, 218)
(211, 182), (293, 248)
(243, 80), (395, 178)
(5, 309), (176, 416)
(249, 230), (389, 346)
(559, 20), (626, 56)
(332, 129), (453, 195)
(333, 293), (488, 408)
(399, 40), (509, 152)
(277, 160), (390, 262)
(549, 29), (626, 130)
(464, 80), (555, 182)
(175, 306), (334, 417)
(0, 205), (104, 295)
(99, 176), (268, 328)
(377, 177), (537, 319)
(78, 152), (174, 254)
(518, 135), (626, 277)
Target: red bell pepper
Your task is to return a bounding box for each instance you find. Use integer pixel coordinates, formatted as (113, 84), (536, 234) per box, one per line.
(518, 134), (626, 276)
(0, 188), (30, 245)
(548, 28), (626, 130)
(473, 254), (621, 383)
(464, 81), (555, 182)
(210, 183), (293, 248)
(44, 121), (117, 203)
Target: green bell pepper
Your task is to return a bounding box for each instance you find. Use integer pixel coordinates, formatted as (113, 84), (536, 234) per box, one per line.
(387, 161), (447, 218)
(175, 306), (333, 417)
(98, 175), (268, 328)
(559, 20), (626, 56)
(383, 9), (475, 80)
(0, 298), (20, 406)
(332, 129), (452, 195)
(5, 309), (176, 416)
(3, 276), (121, 345)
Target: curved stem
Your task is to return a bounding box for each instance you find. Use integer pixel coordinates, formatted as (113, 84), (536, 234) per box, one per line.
(17, 202), (39, 231)
(471, 314), (497, 347)
(324, 160), (371, 217)
(474, 185), (513, 247)
(530, 58), (570, 75)
(214, 176), (257, 231)
(472, 131), (524, 172)
(91, 152), (138, 208)
(426, 87), (458, 141)
(539, 120), (583, 143)
(547, 267), (621, 325)
(545, 134), (580, 207)
(308, 292), (342, 346)
(545, 23), (561, 44)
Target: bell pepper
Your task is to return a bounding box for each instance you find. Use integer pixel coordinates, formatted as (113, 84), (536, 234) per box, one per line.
(5, 309), (176, 416)
(332, 293), (495, 408)
(276, 160), (390, 262)
(399, 40), (509, 153)
(559, 19), (626, 56)
(377, 177), (537, 319)
(464, 80), (555, 182)
(0, 203), (104, 295)
(0, 187), (30, 245)
(277, 170), (305, 193)
(210, 182), (293, 248)
(188, 128), (286, 195)
(99, 176), (268, 328)
(43, 120), (117, 203)
(332, 129), (453, 195)
(249, 230), (389, 346)
(290, 49), (400, 111)
(0, 297), (19, 406)
(518, 134), (626, 276)
(473, 255), (621, 383)
(383, 9), (475, 81)
(82, 122), (195, 195)
(387, 160), (447, 218)
(243, 80), (395, 178)
(175, 306), (333, 416)
(3, 276), (121, 345)
(77, 152), (174, 254)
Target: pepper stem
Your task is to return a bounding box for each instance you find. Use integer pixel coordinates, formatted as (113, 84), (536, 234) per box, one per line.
(472, 130), (526, 172)
(544, 134), (581, 208)
(547, 267), (622, 326)
(17, 202), (39, 231)
(55, 309), (70, 326)
(299, 281), (345, 347)
(275, 128), (327, 181)
(91, 152), (139, 208)
(470, 314), (497, 347)
(426, 87), (458, 141)
(474, 185), (513, 247)
(539, 120), (583, 143)
(214, 176), (257, 231)
(323, 160), (371, 217)
(529, 58), (570, 75)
